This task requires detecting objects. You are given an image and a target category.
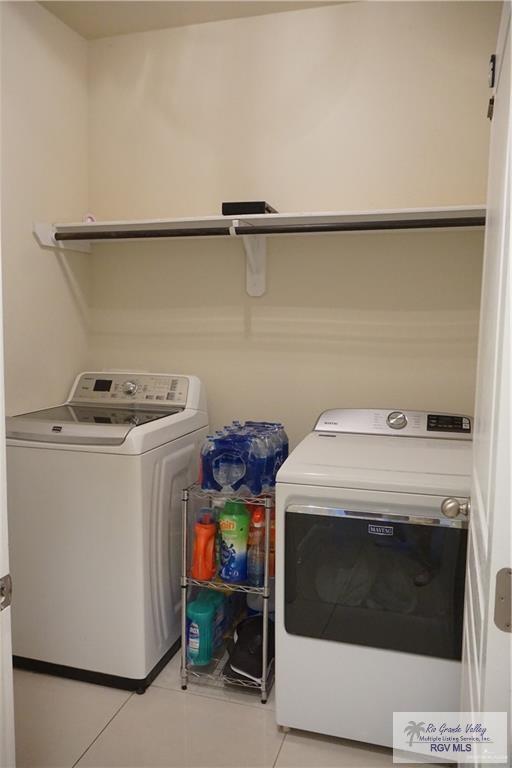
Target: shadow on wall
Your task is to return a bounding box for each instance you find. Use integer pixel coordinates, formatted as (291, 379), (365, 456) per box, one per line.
(56, 250), (91, 333)
(89, 229), (482, 352)
(87, 229), (483, 444)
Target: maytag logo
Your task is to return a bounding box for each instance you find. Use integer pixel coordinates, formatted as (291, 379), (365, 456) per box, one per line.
(368, 523), (394, 536)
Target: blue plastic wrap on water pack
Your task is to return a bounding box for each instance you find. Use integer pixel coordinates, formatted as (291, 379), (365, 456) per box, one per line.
(200, 421), (288, 495)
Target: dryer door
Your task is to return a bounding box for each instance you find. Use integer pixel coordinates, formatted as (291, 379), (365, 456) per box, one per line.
(285, 491), (468, 661)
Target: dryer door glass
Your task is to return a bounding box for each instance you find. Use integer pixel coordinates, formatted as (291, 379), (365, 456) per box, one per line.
(284, 507), (467, 660)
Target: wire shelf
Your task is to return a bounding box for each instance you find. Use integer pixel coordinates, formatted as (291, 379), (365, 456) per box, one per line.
(184, 484), (275, 506)
(185, 650), (275, 695)
(185, 577), (266, 595)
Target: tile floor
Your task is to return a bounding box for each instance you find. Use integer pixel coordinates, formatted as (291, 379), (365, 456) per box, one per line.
(13, 654), (419, 768)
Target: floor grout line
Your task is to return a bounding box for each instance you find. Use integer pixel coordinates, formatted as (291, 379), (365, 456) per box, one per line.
(71, 691), (134, 768)
(272, 729), (288, 768)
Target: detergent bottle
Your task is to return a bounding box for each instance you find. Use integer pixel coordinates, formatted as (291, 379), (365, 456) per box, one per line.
(219, 501), (250, 583)
(191, 510), (216, 580)
(186, 598), (215, 666)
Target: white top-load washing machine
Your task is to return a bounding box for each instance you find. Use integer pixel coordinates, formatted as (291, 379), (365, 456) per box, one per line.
(275, 409), (471, 747)
(6, 371), (208, 692)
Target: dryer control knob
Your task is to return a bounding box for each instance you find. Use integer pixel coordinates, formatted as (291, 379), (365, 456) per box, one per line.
(441, 497), (463, 518)
(387, 411), (407, 430)
(122, 380), (138, 396)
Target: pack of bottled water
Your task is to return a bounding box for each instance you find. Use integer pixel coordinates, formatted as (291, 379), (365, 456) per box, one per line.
(200, 421), (289, 495)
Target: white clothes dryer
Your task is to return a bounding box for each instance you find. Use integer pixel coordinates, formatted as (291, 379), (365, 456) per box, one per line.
(275, 409), (471, 747)
(6, 371), (208, 692)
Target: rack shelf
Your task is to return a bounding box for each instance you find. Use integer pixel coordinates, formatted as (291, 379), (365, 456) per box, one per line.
(187, 648), (275, 693)
(34, 205), (486, 296)
(180, 484), (274, 703)
(185, 577), (265, 595)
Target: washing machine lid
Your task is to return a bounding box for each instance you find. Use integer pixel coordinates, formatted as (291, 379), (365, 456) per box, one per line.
(6, 371), (208, 450)
(5, 404), (182, 446)
(277, 426), (472, 497)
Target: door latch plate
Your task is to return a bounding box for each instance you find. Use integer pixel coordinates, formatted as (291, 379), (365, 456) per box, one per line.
(494, 568), (511, 632)
(0, 573), (12, 611)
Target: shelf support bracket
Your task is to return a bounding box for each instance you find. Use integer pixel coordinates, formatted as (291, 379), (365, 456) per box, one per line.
(33, 223), (91, 254)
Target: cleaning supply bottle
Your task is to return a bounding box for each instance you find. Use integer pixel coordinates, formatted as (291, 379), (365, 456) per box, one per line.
(197, 590), (225, 649)
(247, 579), (275, 616)
(191, 511), (216, 580)
(186, 598), (215, 666)
(219, 500), (250, 583)
(247, 507), (265, 587)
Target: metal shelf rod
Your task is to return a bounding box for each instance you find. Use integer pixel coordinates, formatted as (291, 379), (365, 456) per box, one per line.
(54, 227), (231, 241)
(53, 216), (485, 242)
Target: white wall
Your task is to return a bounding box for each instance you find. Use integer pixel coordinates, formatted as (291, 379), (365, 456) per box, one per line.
(0, 2), (499, 443)
(87, 2), (498, 445)
(1, 2), (89, 414)
(89, 229), (483, 446)
(88, 2), (499, 219)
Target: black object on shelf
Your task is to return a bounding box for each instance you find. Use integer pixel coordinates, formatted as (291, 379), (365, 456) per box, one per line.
(223, 615), (275, 684)
(221, 201), (278, 216)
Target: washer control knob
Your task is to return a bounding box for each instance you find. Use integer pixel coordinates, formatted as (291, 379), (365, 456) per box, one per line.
(387, 411), (407, 430)
(122, 380), (138, 396)
(441, 497), (470, 519)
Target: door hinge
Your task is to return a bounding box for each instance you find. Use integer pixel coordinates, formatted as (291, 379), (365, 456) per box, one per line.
(0, 573), (12, 611)
(488, 54), (496, 88)
(487, 54), (496, 120)
(494, 568), (511, 632)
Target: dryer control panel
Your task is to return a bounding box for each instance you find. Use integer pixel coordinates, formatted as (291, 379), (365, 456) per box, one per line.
(70, 372), (189, 408)
(314, 409), (472, 440)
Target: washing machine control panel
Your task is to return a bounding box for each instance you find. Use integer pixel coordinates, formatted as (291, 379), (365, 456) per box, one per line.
(70, 372), (189, 408)
(315, 409), (472, 440)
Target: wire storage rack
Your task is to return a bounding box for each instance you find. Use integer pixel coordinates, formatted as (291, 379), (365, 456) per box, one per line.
(180, 484), (274, 703)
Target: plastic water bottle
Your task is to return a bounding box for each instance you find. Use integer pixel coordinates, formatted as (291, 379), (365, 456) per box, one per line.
(247, 435), (267, 496)
(267, 426), (281, 484)
(200, 421), (288, 493)
(212, 436), (247, 491)
(247, 507), (265, 586)
(200, 435), (216, 490)
(276, 423), (289, 461)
